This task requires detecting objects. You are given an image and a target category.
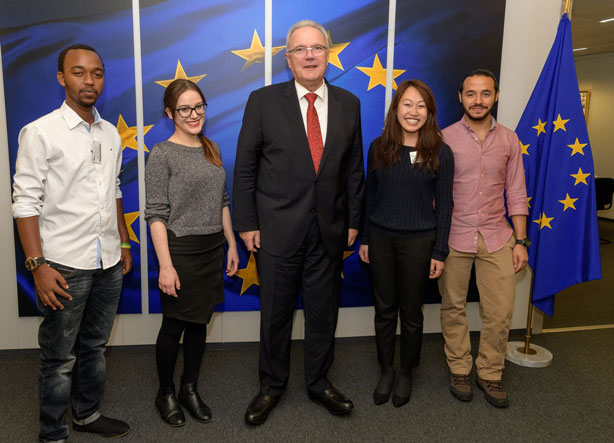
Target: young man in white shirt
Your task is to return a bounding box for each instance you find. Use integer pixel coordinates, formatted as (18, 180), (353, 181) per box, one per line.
(12, 44), (132, 443)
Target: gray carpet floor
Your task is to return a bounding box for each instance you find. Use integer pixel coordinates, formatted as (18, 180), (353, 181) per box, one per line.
(543, 218), (614, 329)
(1, 328), (613, 442)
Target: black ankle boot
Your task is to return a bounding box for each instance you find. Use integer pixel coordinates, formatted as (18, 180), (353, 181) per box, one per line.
(178, 382), (212, 423)
(155, 386), (185, 427)
(373, 366), (396, 405)
(392, 368), (412, 407)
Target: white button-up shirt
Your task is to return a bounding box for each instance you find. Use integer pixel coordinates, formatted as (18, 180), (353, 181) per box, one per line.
(12, 101), (123, 270)
(295, 80), (328, 144)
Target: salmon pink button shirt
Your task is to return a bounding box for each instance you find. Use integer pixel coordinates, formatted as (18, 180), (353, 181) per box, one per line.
(442, 116), (528, 254)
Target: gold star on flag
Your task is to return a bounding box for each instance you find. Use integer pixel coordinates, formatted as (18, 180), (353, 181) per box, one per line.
(231, 30), (285, 71)
(567, 138), (587, 156)
(116, 115), (153, 152)
(558, 193), (578, 211)
(533, 212), (554, 230)
(124, 211), (140, 243)
(341, 250), (354, 279)
(532, 118), (547, 136)
(520, 141), (530, 156)
(571, 167), (590, 186)
(552, 114), (569, 132)
(327, 31), (350, 70)
(155, 60), (207, 88)
(356, 54), (405, 91)
(235, 252), (259, 294)
(527, 196), (532, 208)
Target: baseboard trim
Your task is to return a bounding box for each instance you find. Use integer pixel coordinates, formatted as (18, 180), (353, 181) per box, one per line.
(542, 324), (614, 333)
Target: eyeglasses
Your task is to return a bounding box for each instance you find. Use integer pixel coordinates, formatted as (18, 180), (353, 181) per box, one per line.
(287, 45), (328, 57)
(175, 102), (207, 119)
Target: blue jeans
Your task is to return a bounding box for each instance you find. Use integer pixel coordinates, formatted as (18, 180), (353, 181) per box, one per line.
(37, 261), (122, 442)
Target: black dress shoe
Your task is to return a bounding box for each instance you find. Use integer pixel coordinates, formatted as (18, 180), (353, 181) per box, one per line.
(373, 367), (396, 405)
(308, 386), (354, 415)
(155, 389), (186, 427)
(179, 382), (212, 423)
(73, 414), (131, 437)
(245, 392), (279, 425)
(391, 369), (412, 408)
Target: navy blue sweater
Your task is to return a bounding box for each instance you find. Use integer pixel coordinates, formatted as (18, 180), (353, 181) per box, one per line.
(362, 141), (454, 261)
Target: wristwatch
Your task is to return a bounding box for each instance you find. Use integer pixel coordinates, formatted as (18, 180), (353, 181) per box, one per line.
(515, 238), (531, 247)
(25, 256), (46, 271)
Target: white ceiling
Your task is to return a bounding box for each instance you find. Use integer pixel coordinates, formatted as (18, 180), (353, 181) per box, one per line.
(571, 0), (614, 57)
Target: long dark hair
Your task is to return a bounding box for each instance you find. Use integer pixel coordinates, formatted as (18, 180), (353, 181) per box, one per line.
(373, 79), (442, 172)
(163, 79), (222, 167)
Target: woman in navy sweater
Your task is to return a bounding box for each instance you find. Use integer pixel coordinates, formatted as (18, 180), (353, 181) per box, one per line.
(359, 79), (454, 407)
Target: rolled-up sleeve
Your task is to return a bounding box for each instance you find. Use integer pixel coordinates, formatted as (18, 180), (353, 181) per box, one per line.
(144, 146), (171, 225)
(12, 125), (48, 219)
(213, 141), (230, 208)
(505, 133), (529, 217)
(114, 131), (123, 199)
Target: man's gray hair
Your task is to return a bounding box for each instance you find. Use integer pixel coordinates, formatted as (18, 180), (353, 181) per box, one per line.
(286, 20), (330, 50)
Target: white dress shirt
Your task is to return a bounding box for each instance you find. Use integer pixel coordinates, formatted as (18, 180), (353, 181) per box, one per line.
(295, 81), (328, 144)
(12, 101), (123, 270)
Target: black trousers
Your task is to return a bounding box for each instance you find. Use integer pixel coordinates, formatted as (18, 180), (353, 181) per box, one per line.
(255, 220), (342, 396)
(369, 229), (435, 369)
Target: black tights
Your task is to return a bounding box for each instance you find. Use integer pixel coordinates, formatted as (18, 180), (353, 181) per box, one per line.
(155, 316), (207, 390)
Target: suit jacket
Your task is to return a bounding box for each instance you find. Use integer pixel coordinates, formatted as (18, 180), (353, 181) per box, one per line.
(233, 80), (364, 258)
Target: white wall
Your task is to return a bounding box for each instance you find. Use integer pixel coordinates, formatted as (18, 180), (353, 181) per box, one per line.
(576, 52), (614, 219)
(0, 0), (565, 349)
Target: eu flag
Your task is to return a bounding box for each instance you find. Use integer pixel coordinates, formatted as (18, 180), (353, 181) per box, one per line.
(516, 14), (601, 317)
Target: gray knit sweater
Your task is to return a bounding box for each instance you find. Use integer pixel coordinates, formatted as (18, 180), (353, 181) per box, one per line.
(144, 140), (229, 236)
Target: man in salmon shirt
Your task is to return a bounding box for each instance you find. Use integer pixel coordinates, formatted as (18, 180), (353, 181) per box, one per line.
(440, 69), (529, 408)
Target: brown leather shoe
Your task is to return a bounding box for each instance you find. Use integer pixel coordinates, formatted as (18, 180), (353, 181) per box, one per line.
(449, 372), (473, 402)
(477, 376), (509, 408)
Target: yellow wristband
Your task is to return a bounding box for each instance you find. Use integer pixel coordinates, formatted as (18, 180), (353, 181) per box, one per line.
(121, 243), (131, 249)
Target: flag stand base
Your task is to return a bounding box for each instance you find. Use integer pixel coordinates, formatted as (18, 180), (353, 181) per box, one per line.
(505, 342), (553, 368)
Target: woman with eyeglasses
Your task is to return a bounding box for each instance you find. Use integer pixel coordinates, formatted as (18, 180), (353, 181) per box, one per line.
(358, 79), (454, 407)
(145, 79), (239, 426)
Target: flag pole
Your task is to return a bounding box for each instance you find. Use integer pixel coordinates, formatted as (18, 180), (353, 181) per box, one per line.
(521, 275), (536, 355)
(505, 271), (553, 367)
(564, 0), (571, 18)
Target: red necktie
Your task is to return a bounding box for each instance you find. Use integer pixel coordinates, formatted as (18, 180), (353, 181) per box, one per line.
(305, 92), (323, 172)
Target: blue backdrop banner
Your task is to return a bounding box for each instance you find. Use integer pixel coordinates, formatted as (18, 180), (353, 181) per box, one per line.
(2, 0), (505, 315)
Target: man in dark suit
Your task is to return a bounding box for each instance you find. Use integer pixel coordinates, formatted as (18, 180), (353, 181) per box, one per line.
(233, 19), (364, 425)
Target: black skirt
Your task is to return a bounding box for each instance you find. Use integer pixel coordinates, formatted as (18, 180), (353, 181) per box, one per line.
(160, 230), (225, 324)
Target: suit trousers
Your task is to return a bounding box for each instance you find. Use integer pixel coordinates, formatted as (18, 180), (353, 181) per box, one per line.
(368, 229), (435, 370)
(255, 219), (342, 396)
(439, 233), (516, 380)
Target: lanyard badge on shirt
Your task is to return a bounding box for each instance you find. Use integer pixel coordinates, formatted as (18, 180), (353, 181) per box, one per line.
(92, 140), (102, 164)
(409, 151), (421, 164)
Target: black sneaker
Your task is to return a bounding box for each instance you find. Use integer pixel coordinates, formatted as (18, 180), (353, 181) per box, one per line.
(73, 415), (130, 438)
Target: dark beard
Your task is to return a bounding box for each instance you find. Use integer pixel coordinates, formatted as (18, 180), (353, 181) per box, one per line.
(463, 105), (492, 122)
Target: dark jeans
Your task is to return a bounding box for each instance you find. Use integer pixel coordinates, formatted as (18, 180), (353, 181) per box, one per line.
(369, 229), (435, 369)
(37, 261), (123, 442)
